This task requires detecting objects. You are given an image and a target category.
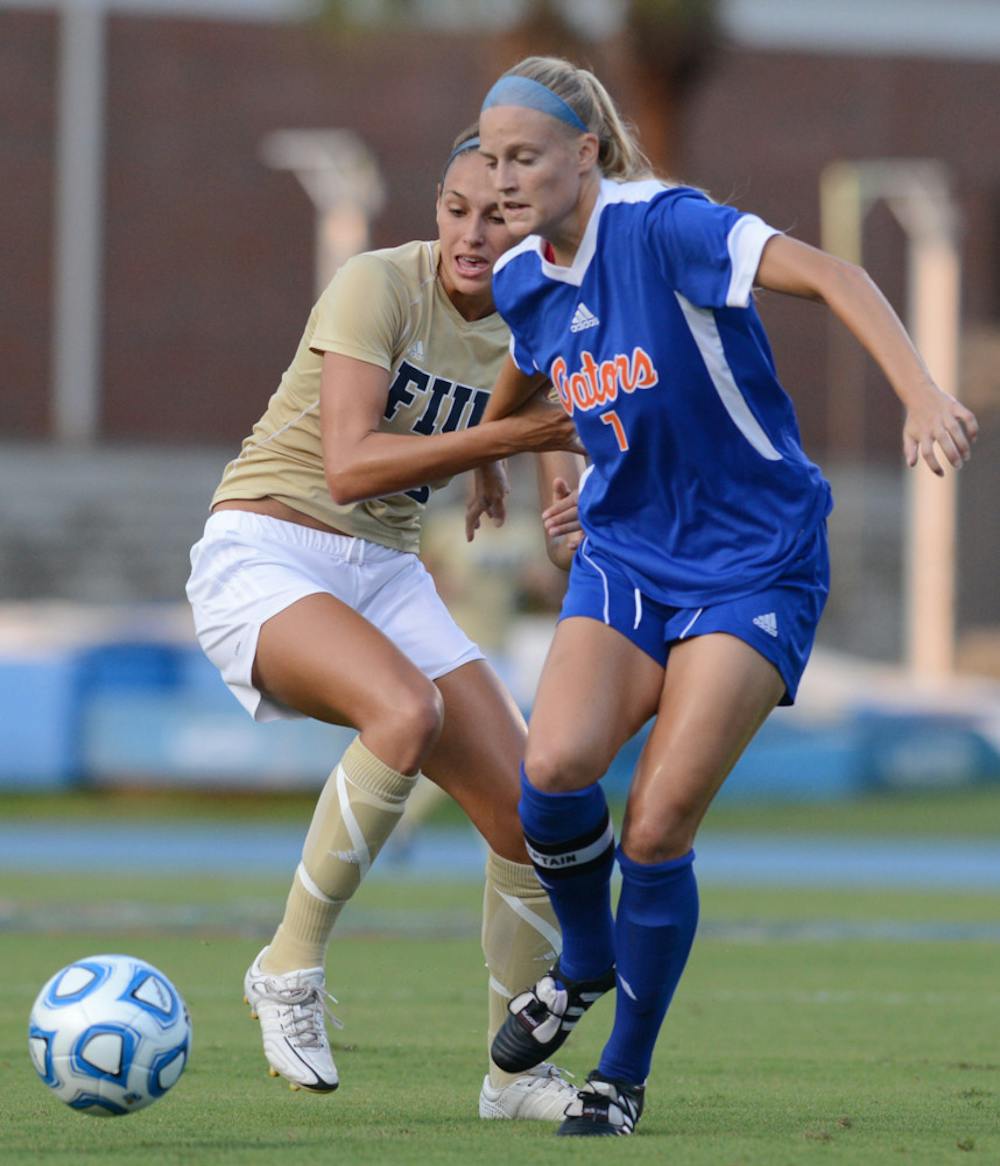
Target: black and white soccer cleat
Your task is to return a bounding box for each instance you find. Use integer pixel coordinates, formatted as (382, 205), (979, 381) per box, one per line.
(557, 1070), (645, 1136)
(490, 961), (615, 1074)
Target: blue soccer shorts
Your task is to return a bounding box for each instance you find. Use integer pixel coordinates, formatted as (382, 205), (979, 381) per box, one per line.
(559, 526), (829, 706)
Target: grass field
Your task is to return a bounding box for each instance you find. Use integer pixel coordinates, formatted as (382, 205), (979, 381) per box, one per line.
(2, 791), (999, 1164)
(4, 783), (1000, 836)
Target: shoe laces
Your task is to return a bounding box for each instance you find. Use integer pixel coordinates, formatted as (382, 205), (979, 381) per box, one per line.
(526, 1063), (575, 1091)
(256, 978), (344, 1047)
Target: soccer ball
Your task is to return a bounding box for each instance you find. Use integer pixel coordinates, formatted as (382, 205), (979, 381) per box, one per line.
(28, 953), (191, 1116)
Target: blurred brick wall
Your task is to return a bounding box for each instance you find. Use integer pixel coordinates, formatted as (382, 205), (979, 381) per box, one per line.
(2, 12), (997, 641)
(0, 11), (57, 437)
(3, 13), (999, 458)
(680, 49), (1000, 460)
(101, 16), (494, 445)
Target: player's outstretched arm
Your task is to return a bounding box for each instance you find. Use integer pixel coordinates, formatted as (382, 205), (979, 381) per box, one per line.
(756, 234), (979, 476)
(320, 351), (578, 505)
(481, 354), (550, 422)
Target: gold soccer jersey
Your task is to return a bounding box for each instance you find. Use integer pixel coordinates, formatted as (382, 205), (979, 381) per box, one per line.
(212, 240), (509, 553)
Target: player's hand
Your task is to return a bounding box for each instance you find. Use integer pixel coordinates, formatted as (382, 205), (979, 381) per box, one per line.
(466, 461), (509, 541)
(542, 477), (584, 569)
(543, 477), (582, 540)
(902, 381), (979, 476)
(507, 394), (584, 454)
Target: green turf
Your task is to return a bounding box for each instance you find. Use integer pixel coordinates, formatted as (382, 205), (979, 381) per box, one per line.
(2, 871), (998, 1164)
(3, 782), (1000, 836)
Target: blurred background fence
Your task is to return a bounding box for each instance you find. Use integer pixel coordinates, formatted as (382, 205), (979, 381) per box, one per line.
(1, 0), (998, 799)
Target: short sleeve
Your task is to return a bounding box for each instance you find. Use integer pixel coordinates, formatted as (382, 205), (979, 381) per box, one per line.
(508, 331), (537, 376)
(493, 262), (540, 374)
(309, 253), (405, 370)
(644, 189), (781, 310)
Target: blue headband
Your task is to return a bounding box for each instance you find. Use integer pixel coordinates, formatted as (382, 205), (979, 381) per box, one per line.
(481, 75), (587, 132)
(441, 135), (481, 184)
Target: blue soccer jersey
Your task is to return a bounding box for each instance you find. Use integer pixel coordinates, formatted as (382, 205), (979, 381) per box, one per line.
(492, 179), (834, 607)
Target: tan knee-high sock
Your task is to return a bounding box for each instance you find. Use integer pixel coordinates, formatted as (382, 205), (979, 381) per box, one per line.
(482, 850), (562, 1087)
(263, 737), (418, 974)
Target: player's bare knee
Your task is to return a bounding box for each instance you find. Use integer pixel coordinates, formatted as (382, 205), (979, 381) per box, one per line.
(396, 684), (445, 758)
(621, 806), (696, 864)
(364, 681), (443, 773)
(523, 744), (600, 793)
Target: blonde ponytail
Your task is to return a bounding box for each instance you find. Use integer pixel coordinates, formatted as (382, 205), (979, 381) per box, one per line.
(503, 56), (653, 181)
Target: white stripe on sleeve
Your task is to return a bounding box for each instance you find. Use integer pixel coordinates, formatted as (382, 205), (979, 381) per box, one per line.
(725, 215), (781, 308)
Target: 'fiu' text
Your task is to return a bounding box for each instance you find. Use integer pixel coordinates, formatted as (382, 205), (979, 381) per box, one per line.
(385, 360), (490, 433)
(384, 359), (490, 504)
(551, 347), (658, 416)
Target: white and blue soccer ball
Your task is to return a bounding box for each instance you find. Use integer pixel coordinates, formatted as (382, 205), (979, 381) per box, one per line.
(28, 953), (191, 1117)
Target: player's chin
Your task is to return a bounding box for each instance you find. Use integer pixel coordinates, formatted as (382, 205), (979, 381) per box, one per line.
(501, 216), (535, 239)
(498, 203), (530, 228)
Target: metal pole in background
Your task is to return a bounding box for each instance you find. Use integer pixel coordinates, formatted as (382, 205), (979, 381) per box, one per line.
(890, 169), (961, 678)
(820, 159), (961, 680)
(259, 129), (386, 297)
(52, 0), (106, 443)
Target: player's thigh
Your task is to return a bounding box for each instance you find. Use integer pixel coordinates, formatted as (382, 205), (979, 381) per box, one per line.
(525, 616), (664, 791)
(253, 590), (439, 733)
(423, 659), (528, 859)
(623, 632), (784, 860)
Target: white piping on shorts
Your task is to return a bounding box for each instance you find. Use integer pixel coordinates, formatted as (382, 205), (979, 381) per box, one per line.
(678, 607), (704, 640)
(580, 539), (610, 625)
(633, 588), (642, 630)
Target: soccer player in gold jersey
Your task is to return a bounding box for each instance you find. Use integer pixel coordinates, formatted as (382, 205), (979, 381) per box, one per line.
(186, 127), (583, 1119)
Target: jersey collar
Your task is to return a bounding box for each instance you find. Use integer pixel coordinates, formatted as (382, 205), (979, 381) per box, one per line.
(534, 178), (614, 288)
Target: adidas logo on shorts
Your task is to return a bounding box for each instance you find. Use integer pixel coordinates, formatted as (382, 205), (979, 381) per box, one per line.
(753, 612), (778, 637)
(570, 303), (600, 332)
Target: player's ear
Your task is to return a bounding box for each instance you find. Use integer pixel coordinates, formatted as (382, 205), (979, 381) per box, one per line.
(577, 132), (600, 173)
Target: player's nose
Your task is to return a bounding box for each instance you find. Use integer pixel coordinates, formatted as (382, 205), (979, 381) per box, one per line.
(493, 159), (516, 192)
(463, 216), (486, 243)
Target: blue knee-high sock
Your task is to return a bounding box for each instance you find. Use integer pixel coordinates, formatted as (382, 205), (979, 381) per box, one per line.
(517, 765), (615, 981)
(598, 847), (699, 1084)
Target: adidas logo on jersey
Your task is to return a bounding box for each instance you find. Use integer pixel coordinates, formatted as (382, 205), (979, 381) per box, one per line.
(407, 340), (425, 361)
(753, 612), (778, 638)
(570, 303), (600, 332)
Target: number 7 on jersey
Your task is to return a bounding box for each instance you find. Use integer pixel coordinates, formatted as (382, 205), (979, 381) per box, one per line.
(601, 409), (629, 452)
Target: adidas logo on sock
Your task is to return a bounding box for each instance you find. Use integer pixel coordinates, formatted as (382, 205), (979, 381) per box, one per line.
(752, 612), (778, 637)
(570, 302), (600, 332)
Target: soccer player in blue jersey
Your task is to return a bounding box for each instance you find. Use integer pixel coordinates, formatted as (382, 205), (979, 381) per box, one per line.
(474, 56), (980, 1137)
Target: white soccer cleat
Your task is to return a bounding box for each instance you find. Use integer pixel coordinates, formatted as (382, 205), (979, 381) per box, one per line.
(243, 948), (342, 1093)
(478, 1063), (577, 1121)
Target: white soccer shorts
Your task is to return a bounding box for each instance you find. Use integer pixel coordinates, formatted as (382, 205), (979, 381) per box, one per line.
(186, 510), (483, 722)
